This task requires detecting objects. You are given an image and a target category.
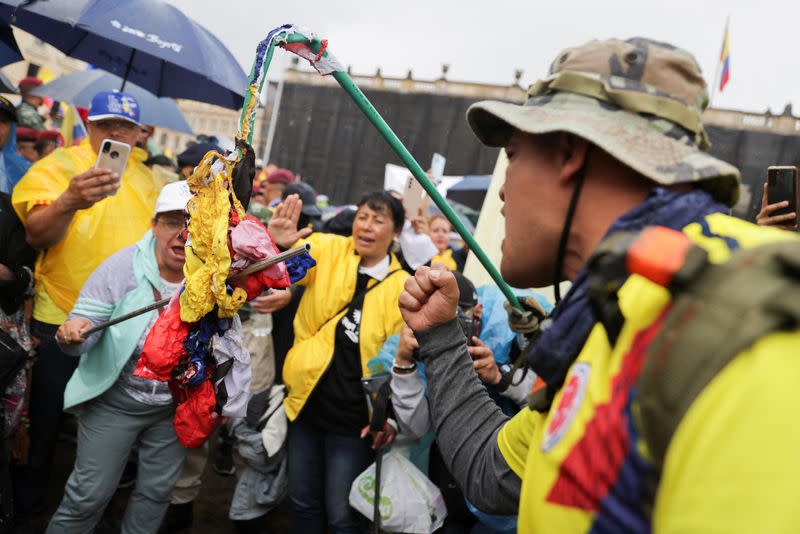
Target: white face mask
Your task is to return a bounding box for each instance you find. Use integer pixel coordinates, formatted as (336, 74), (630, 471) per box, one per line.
(37, 105), (49, 116)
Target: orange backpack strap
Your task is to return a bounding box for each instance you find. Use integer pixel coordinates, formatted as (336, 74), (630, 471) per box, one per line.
(585, 226), (709, 346)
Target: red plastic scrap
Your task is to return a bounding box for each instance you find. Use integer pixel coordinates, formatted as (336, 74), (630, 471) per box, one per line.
(134, 295), (192, 381)
(314, 39), (328, 61)
(173, 379), (220, 448)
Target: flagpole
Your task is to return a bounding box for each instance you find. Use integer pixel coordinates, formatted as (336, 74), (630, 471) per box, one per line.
(710, 16), (729, 107)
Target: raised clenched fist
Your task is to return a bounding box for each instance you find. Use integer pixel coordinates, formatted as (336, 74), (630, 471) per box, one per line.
(398, 265), (459, 332)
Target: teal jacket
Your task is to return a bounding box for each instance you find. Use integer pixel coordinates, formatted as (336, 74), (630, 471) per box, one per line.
(61, 230), (166, 410)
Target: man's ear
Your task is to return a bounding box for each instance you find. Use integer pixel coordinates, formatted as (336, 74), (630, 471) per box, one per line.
(557, 133), (590, 185)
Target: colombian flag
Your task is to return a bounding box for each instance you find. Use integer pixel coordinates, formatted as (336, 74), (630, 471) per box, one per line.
(719, 21), (731, 92)
(60, 103), (88, 146)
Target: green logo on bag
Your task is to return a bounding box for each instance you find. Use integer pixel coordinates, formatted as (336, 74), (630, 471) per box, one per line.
(357, 474), (394, 520)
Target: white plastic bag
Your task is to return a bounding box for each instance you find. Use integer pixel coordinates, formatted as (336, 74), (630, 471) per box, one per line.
(349, 450), (447, 533)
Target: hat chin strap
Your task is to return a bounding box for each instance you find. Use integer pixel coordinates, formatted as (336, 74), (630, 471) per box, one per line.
(553, 154), (589, 304)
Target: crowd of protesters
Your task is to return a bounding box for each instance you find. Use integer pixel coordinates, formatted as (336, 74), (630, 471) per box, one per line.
(0, 72), (532, 534)
(3, 33), (800, 534)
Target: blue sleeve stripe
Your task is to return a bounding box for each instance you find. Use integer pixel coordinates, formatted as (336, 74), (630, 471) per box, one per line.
(699, 218), (740, 251)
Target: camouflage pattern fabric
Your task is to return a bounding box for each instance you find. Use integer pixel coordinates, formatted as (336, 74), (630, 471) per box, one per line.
(15, 102), (44, 131)
(467, 37), (741, 207)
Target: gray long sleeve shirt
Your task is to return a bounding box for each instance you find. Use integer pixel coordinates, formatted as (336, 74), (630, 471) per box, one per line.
(390, 369), (430, 439)
(415, 318), (522, 514)
(59, 243), (176, 405)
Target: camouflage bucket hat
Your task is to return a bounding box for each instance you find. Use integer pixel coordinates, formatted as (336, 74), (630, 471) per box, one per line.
(467, 38), (741, 207)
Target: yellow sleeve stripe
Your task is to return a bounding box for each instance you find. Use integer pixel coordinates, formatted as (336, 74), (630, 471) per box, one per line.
(498, 408), (542, 478)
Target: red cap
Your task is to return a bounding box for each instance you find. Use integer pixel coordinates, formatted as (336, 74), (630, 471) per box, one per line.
(18, 76), (43, 91)
(76, 106), (89, 122)
(267, 168), (294, 185)
(16, 127), (39, 143)
(38, 130), (64, 146)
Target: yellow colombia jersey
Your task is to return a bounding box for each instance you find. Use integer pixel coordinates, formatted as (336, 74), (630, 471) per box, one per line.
(12, 140), (158, 324)
(497, 213), (800, 533)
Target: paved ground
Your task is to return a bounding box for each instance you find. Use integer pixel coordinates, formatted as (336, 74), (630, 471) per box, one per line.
(34, 419), (291, 533)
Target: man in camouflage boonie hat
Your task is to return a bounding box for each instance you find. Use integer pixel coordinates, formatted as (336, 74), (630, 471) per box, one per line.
(396, 37), (800, 533)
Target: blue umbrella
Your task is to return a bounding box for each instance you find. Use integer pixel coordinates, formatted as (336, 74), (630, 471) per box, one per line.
(0, 21), (21, 68)
(0, 0), (247, 109)
(32, 70), (193, 134)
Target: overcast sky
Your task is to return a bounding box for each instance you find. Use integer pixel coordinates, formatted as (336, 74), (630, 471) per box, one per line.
(166, 0), (797, 114)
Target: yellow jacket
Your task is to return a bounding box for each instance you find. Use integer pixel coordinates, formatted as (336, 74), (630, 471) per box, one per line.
(12, 140), (158, 324)
(496, 213), (800, 533)
(283, 232), (409, 420)
(431, 247), (458, 270)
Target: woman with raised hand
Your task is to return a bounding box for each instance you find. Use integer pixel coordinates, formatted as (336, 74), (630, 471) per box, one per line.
(268, 191), (409, 534)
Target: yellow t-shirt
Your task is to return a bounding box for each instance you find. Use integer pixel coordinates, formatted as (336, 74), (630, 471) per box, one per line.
(12, 140), (159, 324)
(32, 286), (68, 325)
(497, 213), (800, 533)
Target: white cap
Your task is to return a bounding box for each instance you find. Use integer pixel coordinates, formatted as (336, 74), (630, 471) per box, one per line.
(154, 181), (192, 216)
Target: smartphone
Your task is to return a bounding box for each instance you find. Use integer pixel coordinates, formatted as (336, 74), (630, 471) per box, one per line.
(471, 315), (481, 340)
(403, 175), (429, 219)
(456, 308), (475, 346)
(362, 375), (392, 432)
(95, 139), (131, 195)
(767, 165), (798, 226)
(431, 153), (446, 183)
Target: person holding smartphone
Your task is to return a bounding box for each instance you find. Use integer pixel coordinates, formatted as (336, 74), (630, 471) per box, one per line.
(9, 91), (159, 530)
(756, 167), (799, 230)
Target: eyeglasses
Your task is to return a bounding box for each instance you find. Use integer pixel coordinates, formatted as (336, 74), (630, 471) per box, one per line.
(156, 216), (186, 233)
(91, 119), (137, 133)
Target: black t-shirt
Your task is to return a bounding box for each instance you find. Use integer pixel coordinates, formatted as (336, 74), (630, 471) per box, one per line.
(300, 272), (371, 434)
(271, 286), (305, 383)
(0, 192), (35, 315)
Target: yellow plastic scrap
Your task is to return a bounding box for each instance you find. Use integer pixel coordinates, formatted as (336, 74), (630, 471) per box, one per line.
(239, 84), (259, 142)
(180, 150), (248, 322)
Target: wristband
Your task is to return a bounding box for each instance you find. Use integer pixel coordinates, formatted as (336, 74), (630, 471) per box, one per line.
(392, 360), (417, 374)
(386, 418), (398, 432)
(495, 363), (513, 392)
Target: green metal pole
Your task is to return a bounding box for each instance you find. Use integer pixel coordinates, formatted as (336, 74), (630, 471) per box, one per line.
(276, 33), (521, 309)
(332, 72), (521, 309)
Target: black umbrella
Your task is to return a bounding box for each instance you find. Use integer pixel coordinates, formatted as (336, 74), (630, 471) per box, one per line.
(445, 175), (492, 212)
(0, 0), (247, 109)
(0, 21), (21, 69)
